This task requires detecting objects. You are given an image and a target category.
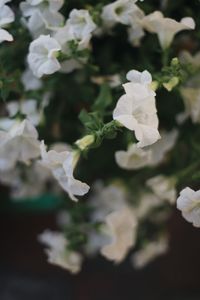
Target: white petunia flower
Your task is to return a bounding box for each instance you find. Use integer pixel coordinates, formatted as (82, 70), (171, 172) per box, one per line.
(136, 192), (161, 219)
(115, 143), (152, 170)
(0, 0), (15, 43)
(177, 187), (200, 227)
(126, 69), (152, 86)
(38, 230), (83, 273)
(21, 68), (42, 91)
(101, 207), (137, 263)
(180, 87), (200, 124)
(128, 24), (145, 47)
(131, 236), (168, 269)
(40, 141), (90, 201)
(147, 129), (178, 166)
(89, 181), (127, 222)
(115, 129), (178, 170)
(28, 35), (61, 78)
(113, 80), (160, 147)
(67, 9), (96, 42)
(142, 11), (195, 49)
(0, 119), (40, 171)
(101, 0), (139, 27)
(146, 175), (177, 204)
(20, 0), (64, 37)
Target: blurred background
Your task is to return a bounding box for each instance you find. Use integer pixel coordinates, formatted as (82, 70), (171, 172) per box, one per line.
(1, 190), (200, 300)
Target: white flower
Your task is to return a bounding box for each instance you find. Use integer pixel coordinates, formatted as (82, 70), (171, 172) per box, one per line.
(67, 9), (96, 42)
(113, 81), (160, 147)
(21, 68), (42, 91)
(128, 24), (145, 47)
(28, 35), (61, 78)
(91, 74), (121, 88)
(136, 192), (161, 219)
(101, 207), (137, 263)
(20, 0), (64, 37)
(115, 143), (151, 170)
(115, 129), (178, 170)
(179, 50), (200, 69)
(177, 187), (200, 227)
(0, 0), (15, 43)
(147, 129), (178, 166)
(126, 69), (152, 86)
(38, 230), (82, 273)
(101, 0), (139, 27)
(0, 119), (40, 171)
(180, 87), (200, 124)
(40, 141), (90, 201)
(89, 181), (127, 222)
(142, 11), (195, 49)
(146, 175), (177, 204)
(131, 236), (168, 269)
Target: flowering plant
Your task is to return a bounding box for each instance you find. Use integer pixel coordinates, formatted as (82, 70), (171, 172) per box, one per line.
(0, 0), (200, 273)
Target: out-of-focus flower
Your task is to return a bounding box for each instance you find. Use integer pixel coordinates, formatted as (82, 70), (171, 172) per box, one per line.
(131, 236), (168, 268)
(40, 141), (90, 201)
(0, 119), (40, 171)
(136, 192), (161, 219)
(101, 0), (139, 27)
(89, 181), (127, 222)
(113, 80), (160, 147)
(91, 74), (121, 88)
(180, 87), (200, 124)
(142, 11), (195, 49)
(115, 129), (178, 170)
(20, 0), (64, 37)
(177, 187), (200, 227)
(126, 69), (152, 86)
(146, 175), (177, 204)
(115, 143), (151, 170)
(0, 0), (15, 43)
(28, 35), (61, 77)
(21, 68), (43, 91)
(38, 230), (83, 273)
(101, 207), (137, 263)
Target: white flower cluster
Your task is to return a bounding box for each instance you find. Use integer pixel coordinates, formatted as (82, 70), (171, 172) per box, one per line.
(0, 0), (15, 43)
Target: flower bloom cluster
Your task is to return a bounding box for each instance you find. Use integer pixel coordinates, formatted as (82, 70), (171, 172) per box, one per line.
(0, 0), (199, 274)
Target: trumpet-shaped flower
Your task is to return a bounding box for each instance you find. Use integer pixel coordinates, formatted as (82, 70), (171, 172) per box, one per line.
(115, 143), (152, 170)
(28, 35), (61, 77)
(177, 187), (200, 227)
(38, 230), (82, 273)
(40, 141), (90, 201)
(20, 0), (64, 37)
(101, 0), (139, 27)
(142, 11), (195, 49)
(113, 81), (160, 147)
(0, 0), (15, 43)
(101, 207), (137, 263)
(0, 119), (40, 171)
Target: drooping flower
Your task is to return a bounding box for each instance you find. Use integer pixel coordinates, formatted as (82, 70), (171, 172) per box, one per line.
(101, 207), (137, 263)
(40, 141), (90, 201)
(113, 79), (160, 147)
(0, 119), (40, 171)
(142, 11), (195, 49)
(146, 175), (177, 204)
(131, 236), (168, 268)
(177, 187), (200, 227)
(38, 230), (83, 273)
(0, 0), (15, 43)
(28, 35), (61, 77)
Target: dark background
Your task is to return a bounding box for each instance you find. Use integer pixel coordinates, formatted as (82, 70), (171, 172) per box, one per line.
(0, 207), (200, 300)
